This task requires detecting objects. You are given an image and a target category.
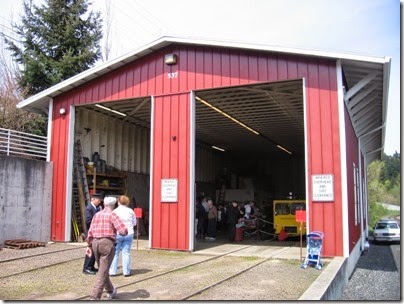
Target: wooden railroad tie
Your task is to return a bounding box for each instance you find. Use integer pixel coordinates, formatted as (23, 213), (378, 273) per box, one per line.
(4, 239), (46, 250)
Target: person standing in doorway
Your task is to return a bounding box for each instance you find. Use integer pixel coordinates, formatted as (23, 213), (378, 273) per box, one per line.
(201, 197), (209, 237)
(244, 201), (255, 219)
(195, 197), (206, 238)
(206, 199), (218, 240)
(82, 193), (103, 275)
(86, 196), (128, 300)
(227, 201), (241, 242)
(109, 195), (137, 277)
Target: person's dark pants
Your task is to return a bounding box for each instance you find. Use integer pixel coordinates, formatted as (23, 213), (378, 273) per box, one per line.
(228, 223), (236, 242)
(83, 251), (96, 271)
(90, 238), (116, 300)
(207, 218), (217, 238)
(197, 216), (205, 237)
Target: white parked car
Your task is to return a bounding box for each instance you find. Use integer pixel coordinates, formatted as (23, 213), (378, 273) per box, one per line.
(373, 219), (400, 243)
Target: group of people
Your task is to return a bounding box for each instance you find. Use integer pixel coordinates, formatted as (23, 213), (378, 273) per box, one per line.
(195, 197), (257, 243)
(84, 192), (256, 300)
(195, 197), (218, 240)
(83, 193), (137, 300)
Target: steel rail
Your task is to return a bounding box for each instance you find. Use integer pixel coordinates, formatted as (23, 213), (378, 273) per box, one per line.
(0, 256), (84, 279)
(72, 245), (256, 300)
(0, 245), (86, 264)
(180, 246), (291, 300)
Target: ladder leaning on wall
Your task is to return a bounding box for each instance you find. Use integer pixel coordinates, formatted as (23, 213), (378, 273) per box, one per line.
(71, 139), (90, 241)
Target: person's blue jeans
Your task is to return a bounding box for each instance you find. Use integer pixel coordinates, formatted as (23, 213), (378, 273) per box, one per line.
(109, 233), (133, 276)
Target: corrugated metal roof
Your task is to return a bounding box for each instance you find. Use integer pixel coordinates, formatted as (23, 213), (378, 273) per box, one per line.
(17, 36), (390, 162)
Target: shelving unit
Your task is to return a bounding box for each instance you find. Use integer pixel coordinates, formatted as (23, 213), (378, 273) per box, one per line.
(87, 168), (127, 196)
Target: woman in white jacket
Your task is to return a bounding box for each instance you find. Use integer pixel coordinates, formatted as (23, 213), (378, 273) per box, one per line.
(109, 195), (137, 277)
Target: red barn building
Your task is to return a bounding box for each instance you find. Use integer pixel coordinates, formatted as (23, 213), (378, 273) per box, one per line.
(18, 37), (390, 263)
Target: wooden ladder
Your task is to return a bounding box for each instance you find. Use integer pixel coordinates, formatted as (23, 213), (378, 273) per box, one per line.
(71, 173), (85, 241)
(74, 139), (90, 205)
(72, 139), (90, 239)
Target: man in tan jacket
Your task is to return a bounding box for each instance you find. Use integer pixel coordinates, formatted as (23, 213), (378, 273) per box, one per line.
(206, 199), (218, 240)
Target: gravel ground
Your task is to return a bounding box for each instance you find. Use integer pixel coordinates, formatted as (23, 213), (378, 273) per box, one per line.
(0, 241), (321, 301)
(340, 241), (400, 301)
(2, 238), (399, 301)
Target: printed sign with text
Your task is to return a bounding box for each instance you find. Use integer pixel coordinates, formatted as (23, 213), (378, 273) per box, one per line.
(312, 174), (334, 202)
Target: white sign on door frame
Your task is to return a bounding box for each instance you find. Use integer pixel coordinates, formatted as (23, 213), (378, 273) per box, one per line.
(312, 174), (334, 202)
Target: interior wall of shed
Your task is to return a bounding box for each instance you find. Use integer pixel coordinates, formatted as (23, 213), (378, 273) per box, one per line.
(194, 146), (306, 209)
(74, 108), (151, 210)
(74, 107), (305, 214)
(74, 108), (150, 174)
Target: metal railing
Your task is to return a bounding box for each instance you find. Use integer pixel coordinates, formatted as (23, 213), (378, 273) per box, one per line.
(0, 128), (48, 160)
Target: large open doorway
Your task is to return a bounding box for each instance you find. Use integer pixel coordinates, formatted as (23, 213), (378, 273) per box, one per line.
(68, 79), (306, 250)
(193, 79), (306, 250)
(70, 97), (152, 242)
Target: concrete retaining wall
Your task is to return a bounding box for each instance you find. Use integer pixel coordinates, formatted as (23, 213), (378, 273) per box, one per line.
(0, 155), (52, 245)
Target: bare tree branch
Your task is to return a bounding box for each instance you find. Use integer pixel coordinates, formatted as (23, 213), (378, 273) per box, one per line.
(102, 0), (112, 62)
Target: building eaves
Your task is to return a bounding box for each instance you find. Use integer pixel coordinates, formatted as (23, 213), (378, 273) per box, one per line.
(17, 35), (389, 114)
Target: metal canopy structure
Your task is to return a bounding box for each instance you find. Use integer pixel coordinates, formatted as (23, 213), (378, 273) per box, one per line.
(18, 36), (390, 162)
(195, 80), (304, 158)
(80, 79), (304, 159)
(341, 58), (390, 163)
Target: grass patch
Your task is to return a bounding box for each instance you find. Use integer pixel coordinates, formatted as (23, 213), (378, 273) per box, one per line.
(240, 256), (261, 262)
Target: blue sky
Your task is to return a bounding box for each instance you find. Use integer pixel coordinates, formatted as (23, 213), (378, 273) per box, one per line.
(0, 0), (400, 155)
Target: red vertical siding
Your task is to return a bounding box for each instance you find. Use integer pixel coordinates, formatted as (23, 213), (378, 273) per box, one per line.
(344, 105), (360, 252)
(306, 59), (323, 233)
(204, 49), (213, 88)
(50, 44), (342, 256)
(50, 101), (70, 241)
(304, 58), (342, 256)
(221, 50), (231, 86)
(329, 64), (343, 256)
(152, 93), (190, 250)
(212, 50), (223, 87)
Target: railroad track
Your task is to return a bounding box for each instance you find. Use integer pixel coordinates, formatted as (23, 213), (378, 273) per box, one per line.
(0, 245), (86, 264)
(0, 245), (86, 279)
(0, 241), (308, 301)
(72, 245), (292, 301)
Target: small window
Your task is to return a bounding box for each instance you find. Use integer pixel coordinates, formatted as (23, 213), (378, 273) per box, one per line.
(290, 203), (306, 215)
(376, 223), (388, 229)
(275, 203), (290, 215)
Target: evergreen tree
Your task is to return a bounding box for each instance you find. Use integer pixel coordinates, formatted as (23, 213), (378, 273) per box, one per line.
(3, 0), (103, 97)
(381, 152), (400, 188)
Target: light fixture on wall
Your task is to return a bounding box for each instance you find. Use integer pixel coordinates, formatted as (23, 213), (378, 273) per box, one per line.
(59, 107), (66, 115)
(165, 54), (177, 65)
(95, 104), (127, 117)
